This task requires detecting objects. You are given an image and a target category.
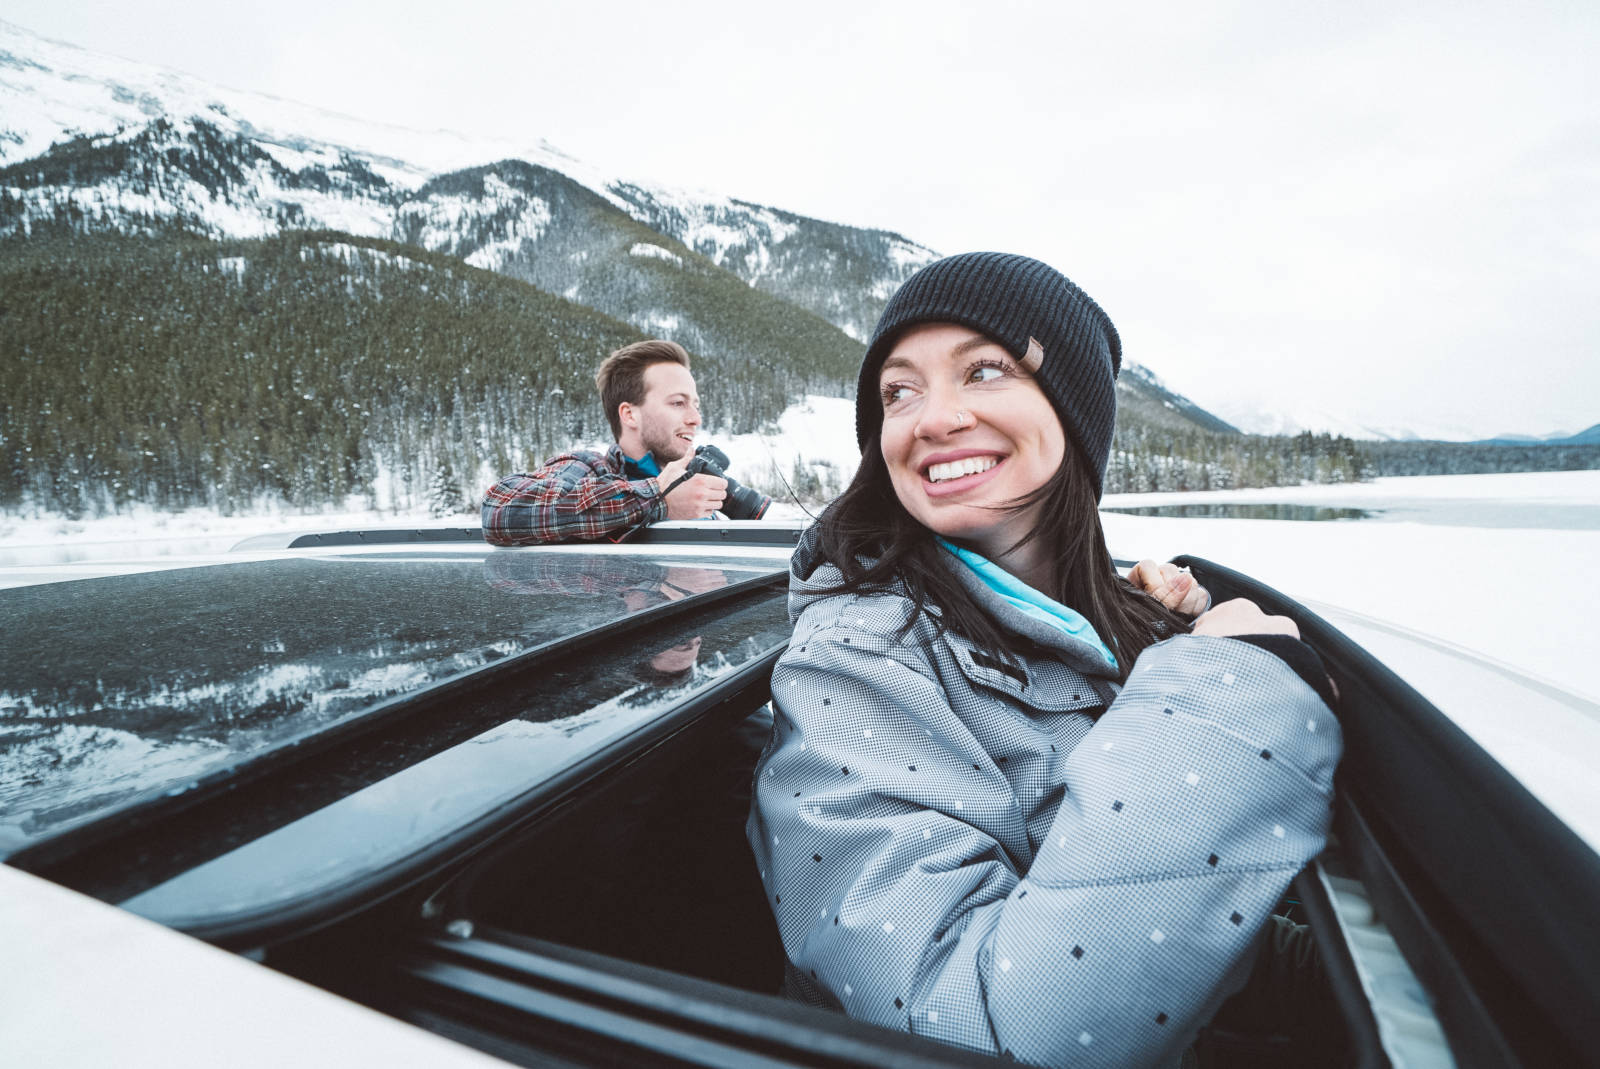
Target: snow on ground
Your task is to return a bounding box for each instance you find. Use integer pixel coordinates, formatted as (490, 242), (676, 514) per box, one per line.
(0, 499), (447, 571)
(714, 395), (861, 516)
(628, 242), (684, 265)
(1099, 471), (1600, 703)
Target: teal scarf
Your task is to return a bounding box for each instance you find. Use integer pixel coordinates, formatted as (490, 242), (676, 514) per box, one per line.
(938, 538), (1119, 671)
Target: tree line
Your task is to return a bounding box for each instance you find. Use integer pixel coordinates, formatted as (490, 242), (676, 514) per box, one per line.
(4, 229), (1594, 518)
(1, 230), (835, 516)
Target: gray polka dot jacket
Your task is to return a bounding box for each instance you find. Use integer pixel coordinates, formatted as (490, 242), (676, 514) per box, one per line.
(747, 530), (1341, 1068)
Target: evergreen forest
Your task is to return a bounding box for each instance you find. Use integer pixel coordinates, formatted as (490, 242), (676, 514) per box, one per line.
(3, 229), (1595, 518)
(0, 230), (855, 516)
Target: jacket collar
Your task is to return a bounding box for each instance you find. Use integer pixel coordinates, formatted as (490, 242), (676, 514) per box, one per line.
(787, 523), (1121, 680)
(936, 539), (1119, 676)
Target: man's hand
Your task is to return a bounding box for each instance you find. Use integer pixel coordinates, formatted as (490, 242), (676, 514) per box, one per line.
(657, 454), (726, 519)
(1191, 598), (1301, 639)
(1129, 559), (1211, 618)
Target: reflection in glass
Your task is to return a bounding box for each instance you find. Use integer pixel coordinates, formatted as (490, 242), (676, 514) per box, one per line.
(647, 636), (703, 680)
(119, 595), (790, 929)
(483, 558), (737, 696)
(0, 551), (768, 853)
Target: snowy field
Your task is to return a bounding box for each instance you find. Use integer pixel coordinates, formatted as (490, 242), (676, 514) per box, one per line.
(0, 503), (444, 577)
(1098, 470), (1600, 704)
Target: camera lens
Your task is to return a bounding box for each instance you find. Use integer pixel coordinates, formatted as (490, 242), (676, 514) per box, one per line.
(723, 481), (771, 520)
(691, 446), (771, 520)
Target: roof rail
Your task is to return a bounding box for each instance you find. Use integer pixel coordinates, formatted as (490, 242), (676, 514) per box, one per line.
(232, 521), (810, 552)
(231, 528), (483, 550)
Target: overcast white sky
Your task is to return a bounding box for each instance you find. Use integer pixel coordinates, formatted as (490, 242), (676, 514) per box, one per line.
(7, 1), (1598, 439)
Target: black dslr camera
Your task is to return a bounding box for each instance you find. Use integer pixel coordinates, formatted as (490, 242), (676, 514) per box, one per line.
(684, 444), (771, 520)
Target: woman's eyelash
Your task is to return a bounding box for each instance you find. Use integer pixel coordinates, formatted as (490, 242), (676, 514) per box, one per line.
(882, 360), (1012, 405)
(967, 359), (1013, 380)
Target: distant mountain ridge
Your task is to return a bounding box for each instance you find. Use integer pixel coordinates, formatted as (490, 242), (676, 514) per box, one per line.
(1118, 364), (1239, 435)
(1474, 424), (1600, 447)
(0, 19), (938, 337)
(0, 17), (1243, 445)
(5, 18), (1590, 451)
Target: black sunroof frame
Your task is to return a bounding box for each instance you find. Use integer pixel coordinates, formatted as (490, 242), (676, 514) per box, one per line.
(1178, 555), (1597, 1067)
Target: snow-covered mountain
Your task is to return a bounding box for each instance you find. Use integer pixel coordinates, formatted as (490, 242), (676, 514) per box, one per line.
(0, 18), (937, 336)
(1, 17), (1240, 439)
(1470, 424), (1600, 446)
(1201, 399), (1490, 443)
(1117, 364), (1239, 435)
(4, 12), (1314, 494)
(8, 18), (1589, 453)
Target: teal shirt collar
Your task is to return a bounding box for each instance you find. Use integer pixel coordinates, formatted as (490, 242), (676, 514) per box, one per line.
(937, 538), (1119, 671)
(623, 451), (661, 478)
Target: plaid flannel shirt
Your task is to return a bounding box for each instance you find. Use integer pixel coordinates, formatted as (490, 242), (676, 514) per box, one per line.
(481, 444), (665, 545)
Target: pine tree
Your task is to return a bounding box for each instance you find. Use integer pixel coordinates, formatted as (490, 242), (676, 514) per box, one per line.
(427, 461), (464, 517)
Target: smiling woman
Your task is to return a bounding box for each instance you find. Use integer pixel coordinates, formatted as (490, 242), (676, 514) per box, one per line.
(877, 323), (1068, 573)
(748, 253), (1344, 1068)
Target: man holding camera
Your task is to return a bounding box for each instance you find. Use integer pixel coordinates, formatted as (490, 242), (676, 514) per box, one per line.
(482, 339), (761, 545)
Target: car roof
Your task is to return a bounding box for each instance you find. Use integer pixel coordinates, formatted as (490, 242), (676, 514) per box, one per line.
(1, 528), (801, 932)
(6, 528), (1598, 1067)
(0, 863), (509, 1069)
(1309, 597), (1600, 852)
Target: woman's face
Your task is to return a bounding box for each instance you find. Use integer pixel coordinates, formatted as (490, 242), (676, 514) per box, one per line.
(877, 322), (1067, 562)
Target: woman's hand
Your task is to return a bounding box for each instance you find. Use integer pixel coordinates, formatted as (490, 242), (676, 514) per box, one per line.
(1191, 598), (1301, 639)
(1128, 559), (1211, 618)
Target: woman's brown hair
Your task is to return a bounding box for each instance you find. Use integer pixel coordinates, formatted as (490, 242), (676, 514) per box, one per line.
(814, 439), (1187, 681)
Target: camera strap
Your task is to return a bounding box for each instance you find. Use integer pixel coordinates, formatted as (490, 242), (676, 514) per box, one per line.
(659, 471), (695, 497)
(607, 471), (695, 544)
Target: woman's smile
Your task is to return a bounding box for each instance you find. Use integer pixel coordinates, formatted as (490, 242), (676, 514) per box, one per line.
(919, 450), (1007, 495)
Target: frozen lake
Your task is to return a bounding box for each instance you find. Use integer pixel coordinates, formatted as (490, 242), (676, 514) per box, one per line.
(1102, 498), (1600, 529)
(1103, 470), (1600, 530)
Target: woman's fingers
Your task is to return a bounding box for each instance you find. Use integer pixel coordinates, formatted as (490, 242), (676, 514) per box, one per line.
(1127, 559), (1159, 594)
(1191, 598), (1300, 639)
(1130, 560), (1183, 606)
(1130, 560), (1211, 619)
(1176, 578), (1210, 617)
(1167, 566), (1212, 617)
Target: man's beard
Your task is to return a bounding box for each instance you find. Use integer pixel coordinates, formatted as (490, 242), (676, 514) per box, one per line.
(640, 418), (693, 462)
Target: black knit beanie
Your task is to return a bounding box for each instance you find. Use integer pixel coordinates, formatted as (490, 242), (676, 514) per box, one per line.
(855, 252), (1122, 497)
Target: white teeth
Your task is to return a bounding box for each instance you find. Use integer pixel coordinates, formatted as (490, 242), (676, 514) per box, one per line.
(926, 457), (999, 483)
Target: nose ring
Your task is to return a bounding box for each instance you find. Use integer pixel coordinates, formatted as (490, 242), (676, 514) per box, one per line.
(953, 410), (971, 429)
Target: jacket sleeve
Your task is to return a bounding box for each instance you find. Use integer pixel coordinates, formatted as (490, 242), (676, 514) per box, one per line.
(480, 454), (665, 545)
(750, 622), (1340, 1068)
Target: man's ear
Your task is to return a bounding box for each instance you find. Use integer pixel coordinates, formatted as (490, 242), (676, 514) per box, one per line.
(617, 401), (637, 431)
